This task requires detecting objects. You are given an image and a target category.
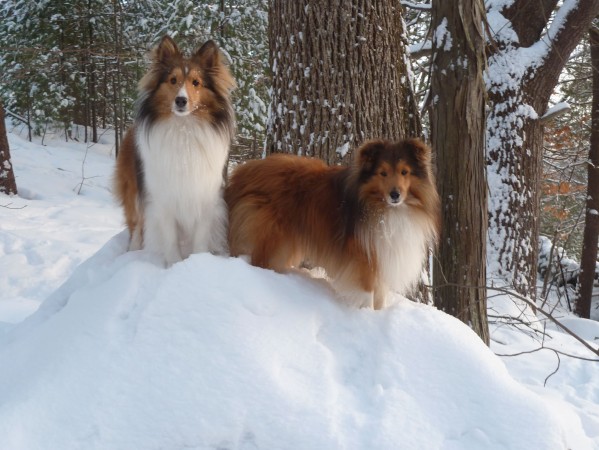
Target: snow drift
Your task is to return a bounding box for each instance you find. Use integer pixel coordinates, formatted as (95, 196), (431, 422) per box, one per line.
(0, 232), (589, 449)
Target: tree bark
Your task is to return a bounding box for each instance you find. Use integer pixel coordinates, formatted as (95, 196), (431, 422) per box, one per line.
(266, 0), (420, 164)
(486, 0), (599, 300)
(576, 25), (599, 319)
(0, 103), (18, 196)
(429, 0), (489, 344)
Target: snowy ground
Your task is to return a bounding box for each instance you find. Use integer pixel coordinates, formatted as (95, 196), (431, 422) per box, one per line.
(1, 128), (598, 449)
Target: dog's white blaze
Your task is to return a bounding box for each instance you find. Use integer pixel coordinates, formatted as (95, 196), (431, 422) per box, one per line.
(177, 85), (188, 99)
(136, 116), (229, 265)
(172, 86), (190, 116)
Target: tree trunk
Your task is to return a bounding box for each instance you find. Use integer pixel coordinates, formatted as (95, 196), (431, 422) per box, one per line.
(486, 0), (599, 300)
(576, 25), (599, 319)
(429, 0), (489, 344)
(266, 0), (420, 164)
(0, 103), (18, 196)
(112, 0), (122, 157)
(88, 0), (98, 144)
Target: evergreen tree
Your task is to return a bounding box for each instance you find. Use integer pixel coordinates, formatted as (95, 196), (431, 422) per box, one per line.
(0, 1), (269, 146)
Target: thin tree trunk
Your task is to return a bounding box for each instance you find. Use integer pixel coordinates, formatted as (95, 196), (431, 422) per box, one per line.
(0, 103), (18, 196)
(429, 0), (489, 344)
(576, 25), (599, 319)
(112, 0), (121, 157)
(88, 0), (98, 143)
(266, 0), (420, 164)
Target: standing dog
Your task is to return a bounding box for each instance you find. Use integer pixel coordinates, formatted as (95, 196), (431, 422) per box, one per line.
(225, 139), (440, 308)
(114, 36), (235, 265)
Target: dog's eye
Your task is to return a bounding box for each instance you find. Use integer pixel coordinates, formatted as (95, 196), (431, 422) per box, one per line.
(401, 169), (409, 176)
(192, 79), (200, 87)
(380, 171), (387, 177)
(170, 77), (177, 85)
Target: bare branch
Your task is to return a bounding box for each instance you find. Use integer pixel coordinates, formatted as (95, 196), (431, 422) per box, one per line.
(430, 282), (599, 358)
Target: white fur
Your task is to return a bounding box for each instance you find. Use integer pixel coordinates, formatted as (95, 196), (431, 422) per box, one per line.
(136, 116), (229, 265)
(359, 205), (436, 304)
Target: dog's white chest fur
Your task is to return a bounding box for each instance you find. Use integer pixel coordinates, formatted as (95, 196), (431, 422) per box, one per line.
(137, 117), (229, 264)
(363, 207), (434, 295)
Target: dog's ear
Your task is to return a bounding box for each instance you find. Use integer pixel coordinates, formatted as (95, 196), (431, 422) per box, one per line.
(195, 40), (221, 69)
(355, 140), (386, 172)
(155, 35), (181, 64)
(403, 138), (431, 165)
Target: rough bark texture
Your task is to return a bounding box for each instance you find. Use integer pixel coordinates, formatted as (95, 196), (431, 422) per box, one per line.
(430, 0), (489, 344)
(0, 103), (18, 196)
(486, 0), (599, 300)
(576, 26), (599, 319)
(266, 0), (420, 164)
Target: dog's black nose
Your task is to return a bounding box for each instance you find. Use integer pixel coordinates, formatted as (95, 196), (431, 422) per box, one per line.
(390, 190), (400, 202)
(175, 96), (188, 108)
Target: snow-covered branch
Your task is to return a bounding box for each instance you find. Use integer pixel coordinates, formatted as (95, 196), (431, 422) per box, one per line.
(538, 0), (599, 84)
(401, 1), (431, 12)
(408, 40), (432, 58)
(539, 101), (571, 123)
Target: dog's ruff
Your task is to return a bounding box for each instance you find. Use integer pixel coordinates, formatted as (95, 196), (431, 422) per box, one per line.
(136, 117), (229, 263)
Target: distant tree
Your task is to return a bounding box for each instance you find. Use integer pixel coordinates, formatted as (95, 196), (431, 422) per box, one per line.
(266, 0), (420, 164)
(0, 103), (17, 196)
(576, 24), (599, 319)
(540, 36), (590, 252)
(429, 0), (489, 343)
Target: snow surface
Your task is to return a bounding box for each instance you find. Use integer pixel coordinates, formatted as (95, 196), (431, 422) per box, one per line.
(1, 129), (598, 449)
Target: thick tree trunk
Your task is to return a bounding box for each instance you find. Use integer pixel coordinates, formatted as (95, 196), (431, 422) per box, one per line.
(0, 103), (18, 196)
(266, 0), (420, 164)
(576, 25), (599, 319)
(486, 0), (599, 300)
(429, 0), (488, 344)
(486, 91), (545, 300)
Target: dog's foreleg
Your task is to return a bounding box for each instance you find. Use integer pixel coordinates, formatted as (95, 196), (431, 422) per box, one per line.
(144, 206), (181, 266)
(373, 284), (388, 310)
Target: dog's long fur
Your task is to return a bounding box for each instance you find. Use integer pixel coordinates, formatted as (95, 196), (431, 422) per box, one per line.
(114, 36), (235, 265)
(225, 139), (440, 309)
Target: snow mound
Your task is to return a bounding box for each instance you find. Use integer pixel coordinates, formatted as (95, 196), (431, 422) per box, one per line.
(0, 233), (588, 449)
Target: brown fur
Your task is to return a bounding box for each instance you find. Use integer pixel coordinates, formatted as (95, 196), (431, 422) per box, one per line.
(225, 139), (441, 308)
(114, 130), (142, 243)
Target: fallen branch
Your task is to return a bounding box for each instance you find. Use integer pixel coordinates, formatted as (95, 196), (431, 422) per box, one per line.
(431, 282), (599, 358)
(491, 285), (599, 358)
(0, 202), (26, 209)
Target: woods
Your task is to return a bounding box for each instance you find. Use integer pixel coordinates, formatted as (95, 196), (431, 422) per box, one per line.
(2, 0), (599, 335)
(0, 0), (268, 154)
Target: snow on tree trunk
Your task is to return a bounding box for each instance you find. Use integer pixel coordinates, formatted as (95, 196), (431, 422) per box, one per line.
(485, 0), (599, 300)
(266, 0), (420, 164)
(429, 0), (489, 344)
(576, 25), (599, 319)
(0, 103), (17, 196)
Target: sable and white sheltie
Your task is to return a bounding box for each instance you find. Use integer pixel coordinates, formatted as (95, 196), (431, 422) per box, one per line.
(225, 139), (440, 309)
(114, 36), (235, 265)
